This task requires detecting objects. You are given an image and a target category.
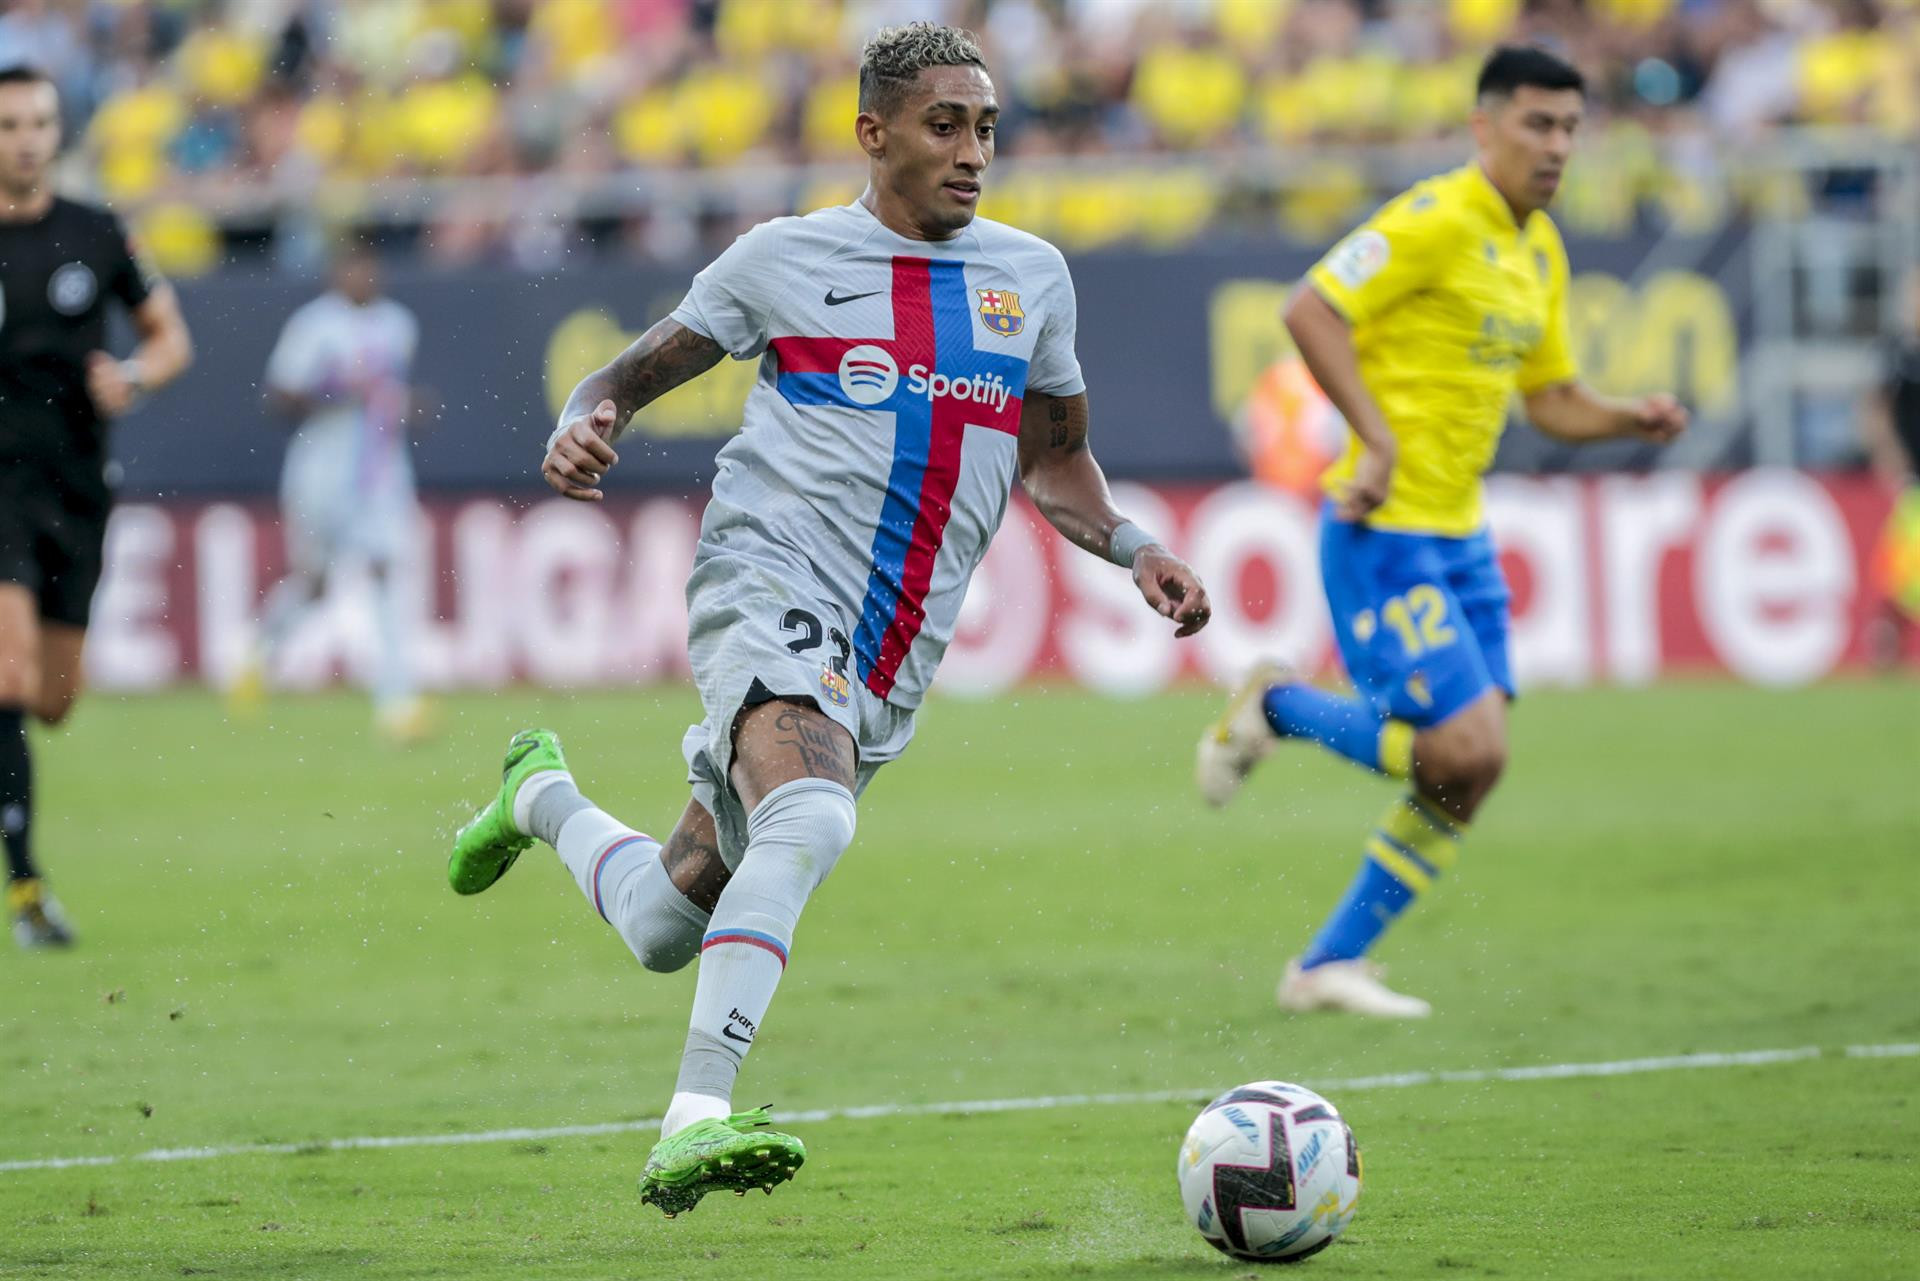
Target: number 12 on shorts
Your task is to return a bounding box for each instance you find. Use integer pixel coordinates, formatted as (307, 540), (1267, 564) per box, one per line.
(1379, 584), (1456, 658)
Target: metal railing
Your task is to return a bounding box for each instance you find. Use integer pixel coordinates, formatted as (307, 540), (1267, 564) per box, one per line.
(1742, 131), (1918, 467)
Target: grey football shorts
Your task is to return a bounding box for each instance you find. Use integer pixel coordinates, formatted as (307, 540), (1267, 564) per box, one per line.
(680, 552), (914, 869)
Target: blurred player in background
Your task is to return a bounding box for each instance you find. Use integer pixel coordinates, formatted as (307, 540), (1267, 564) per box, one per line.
(446, 22), (1210, 1213)
(0, 64), (192, 947)
(232, 237), (434, 743)
(1860, 265), (1920, 669)
(1197, 46), (1688, 1017)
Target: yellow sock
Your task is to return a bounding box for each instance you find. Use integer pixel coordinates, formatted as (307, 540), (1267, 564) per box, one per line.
(1377, 721), (1415, 780)
(1363, 793), (1464, 893)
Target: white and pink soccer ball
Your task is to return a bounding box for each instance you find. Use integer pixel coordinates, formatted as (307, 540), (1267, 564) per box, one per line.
(1176, 1081), (1362, 1263)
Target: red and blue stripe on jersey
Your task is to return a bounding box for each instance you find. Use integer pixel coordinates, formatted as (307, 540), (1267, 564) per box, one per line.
(769, 257), (1029, 699)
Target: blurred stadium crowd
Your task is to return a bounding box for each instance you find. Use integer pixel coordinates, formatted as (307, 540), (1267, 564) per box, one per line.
(0, 0), (1911, 271)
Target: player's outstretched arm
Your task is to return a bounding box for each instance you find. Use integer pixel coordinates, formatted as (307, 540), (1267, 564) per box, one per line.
(543, 318), (726, 501)
(1017, 390), (1211, 637)
(87, 284), (193, 419)
(1522, 381), (1688, 445)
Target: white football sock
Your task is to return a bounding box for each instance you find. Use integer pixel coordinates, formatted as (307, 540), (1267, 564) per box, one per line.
(257, 573), (320, 662)
(370, 562), (417, 708)
(552, 805), (706, 972)
(513, 769), (577, 839)
(661, 1091), (732, 1138)
(671, 779), (856, 1111)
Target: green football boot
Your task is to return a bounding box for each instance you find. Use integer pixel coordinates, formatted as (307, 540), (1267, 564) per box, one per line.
(638, 1106), (807, 1217)
(447, 729), (569, 895)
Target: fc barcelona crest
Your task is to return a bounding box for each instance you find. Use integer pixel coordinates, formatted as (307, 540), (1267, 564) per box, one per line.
(976, 288), (1024, 337)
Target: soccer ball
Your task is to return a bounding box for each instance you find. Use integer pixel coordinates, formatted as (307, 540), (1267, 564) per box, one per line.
(1176, 1080), (1361, 1263)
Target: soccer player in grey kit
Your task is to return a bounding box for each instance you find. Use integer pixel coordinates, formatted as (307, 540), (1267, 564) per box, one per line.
(447, 23), (1212, 1214)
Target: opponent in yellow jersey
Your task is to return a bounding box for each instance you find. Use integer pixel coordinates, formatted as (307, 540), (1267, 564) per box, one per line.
(1196, 46), (1690, 1019)
(1309, 160), (1576, 536)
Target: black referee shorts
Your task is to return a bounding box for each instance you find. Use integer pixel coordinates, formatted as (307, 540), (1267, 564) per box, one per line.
(0, 478), (108, 629)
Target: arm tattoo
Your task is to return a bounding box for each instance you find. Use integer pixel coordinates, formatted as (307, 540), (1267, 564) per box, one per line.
(1049, 396), (1089, 453)
(1017, 391), (1121, 559)
(560, 319), (725, 436)
(770, 707), (857, 786)
(1020, 392), (1090, 472)
(606, 321), (725, 412)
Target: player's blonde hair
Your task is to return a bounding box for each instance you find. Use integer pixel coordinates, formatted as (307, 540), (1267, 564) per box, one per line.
(858, 22), (987, 118)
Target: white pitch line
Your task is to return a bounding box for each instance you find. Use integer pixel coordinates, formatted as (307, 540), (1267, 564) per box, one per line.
(0, 1041), (1903, 1177)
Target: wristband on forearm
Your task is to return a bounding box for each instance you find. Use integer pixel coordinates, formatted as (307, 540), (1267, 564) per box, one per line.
(1107, 521), (1160, 568)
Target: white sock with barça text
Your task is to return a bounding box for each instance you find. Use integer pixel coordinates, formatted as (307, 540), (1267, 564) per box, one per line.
(668, 779), (856, 1129)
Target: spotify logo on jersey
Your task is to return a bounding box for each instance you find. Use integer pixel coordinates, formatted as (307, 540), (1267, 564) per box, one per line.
(838, 345), (899, 406)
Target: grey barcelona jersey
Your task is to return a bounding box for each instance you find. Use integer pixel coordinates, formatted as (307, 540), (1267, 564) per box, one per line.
(669, 201), (1084, 710)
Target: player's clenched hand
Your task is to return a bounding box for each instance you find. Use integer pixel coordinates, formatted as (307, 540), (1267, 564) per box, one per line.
(543, 399), (621, 501)
(85, 351), (136, 418)
(1133, 547), (1212, 637)
(1335, 444), (1394, 522)
(1630, 393), (1688, 444)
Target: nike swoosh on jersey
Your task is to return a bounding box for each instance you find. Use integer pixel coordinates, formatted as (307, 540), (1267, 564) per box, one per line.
(823, 288), (883, 306)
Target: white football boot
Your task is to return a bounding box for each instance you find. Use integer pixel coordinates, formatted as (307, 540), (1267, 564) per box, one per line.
(1194, 660), (1291, 808)
(1277, 957), (1432, 1019)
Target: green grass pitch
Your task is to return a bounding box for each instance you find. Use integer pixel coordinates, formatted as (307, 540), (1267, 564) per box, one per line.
(2, 681), (1916, 1280)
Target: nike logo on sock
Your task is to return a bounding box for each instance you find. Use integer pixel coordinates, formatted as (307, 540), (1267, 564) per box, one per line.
(824, 288), (882, 306)
(721, 1024), (753, 1044)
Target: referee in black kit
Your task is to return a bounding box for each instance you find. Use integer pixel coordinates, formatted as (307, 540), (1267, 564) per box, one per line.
(0, 64), (193, 946)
